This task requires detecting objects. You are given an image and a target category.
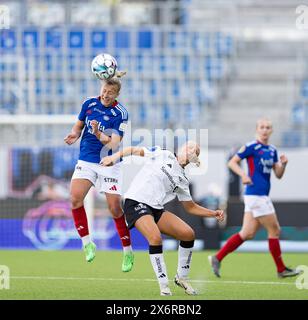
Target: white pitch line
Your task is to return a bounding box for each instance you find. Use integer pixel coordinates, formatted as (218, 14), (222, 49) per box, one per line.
(11, 276), (295, 286)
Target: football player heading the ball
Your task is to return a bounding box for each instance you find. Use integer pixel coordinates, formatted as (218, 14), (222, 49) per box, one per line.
(64, 56), (134, 272)
(209, 118), (301, 279)
(91, 52), (126, 80)
(101, 142), (224, 296)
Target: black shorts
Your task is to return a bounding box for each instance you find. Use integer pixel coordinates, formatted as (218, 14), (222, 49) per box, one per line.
(124, 199), (164, 230)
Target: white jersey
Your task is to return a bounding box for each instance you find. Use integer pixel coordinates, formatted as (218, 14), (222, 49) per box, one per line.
(124, 147), (192, 209)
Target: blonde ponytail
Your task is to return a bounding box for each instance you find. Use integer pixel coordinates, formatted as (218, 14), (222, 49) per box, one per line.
(115, 70), (127, 78)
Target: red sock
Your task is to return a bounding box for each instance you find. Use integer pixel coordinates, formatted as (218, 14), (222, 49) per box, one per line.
(114, 215), (131, 247)
(72, 206), (89, 238)
(268, 238), (286, 273)
(216, 233), (244, 262)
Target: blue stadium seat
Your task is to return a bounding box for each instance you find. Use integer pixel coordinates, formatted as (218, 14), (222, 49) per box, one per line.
(45, 29), (62, 48)
(292, 103), (305, 124)
(162, 104), (170, 123)
(91, 30), (107, 49)
(35, 79), (41, 95)
(139, 103), (147, 123)
(182, 55), (190, 73)
(68, 30), (84, 49)
(115, 31), (130, 49)
(138, 30), (153, 49)
(150, 80), (157, 97)
(44, 53), (51, 71)
(0, 30), (16, 52)
(167, 31), (177, 48)
(172, 80), (180, 97)
(22, 29), (39, 50)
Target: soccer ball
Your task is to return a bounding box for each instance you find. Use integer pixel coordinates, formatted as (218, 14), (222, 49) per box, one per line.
(91, 53), (118, 80)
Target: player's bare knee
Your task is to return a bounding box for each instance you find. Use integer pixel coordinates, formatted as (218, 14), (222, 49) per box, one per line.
(148, 233), (162, 246)
(70, 195), (83, 209)
(108, 203), (123, 219)
(182, 227), (195, 241)
(269, 226), (281, 238)
(240, 231), (255, 240)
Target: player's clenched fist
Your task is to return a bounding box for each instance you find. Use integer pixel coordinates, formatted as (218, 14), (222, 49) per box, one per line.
(280, 154), (288, 166)
(215, 210), (224, 222)
(90, 120), (99, 135)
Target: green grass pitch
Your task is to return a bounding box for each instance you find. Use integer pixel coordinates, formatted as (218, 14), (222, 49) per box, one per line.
(0, 250), (307, 300)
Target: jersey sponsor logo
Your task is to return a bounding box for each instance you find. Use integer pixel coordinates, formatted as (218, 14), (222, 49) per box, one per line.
(94, 107), (105, 115)
(88, 102), (97, 108)
(85, 118), (105, 134)
(134, 203), (147, 211)
(254, 144), (262, 150)
(119, 122), (127, 132)
(104, 177), (118, 183)
(260, 158), (274, 174)
(103, 115), (110, 121)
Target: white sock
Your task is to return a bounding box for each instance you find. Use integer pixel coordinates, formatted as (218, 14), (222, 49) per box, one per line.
(149, 253), (169, 288)
(123, 245), (132, 253)
(177, 245), (193, 279)
(81, 235), (91, 247)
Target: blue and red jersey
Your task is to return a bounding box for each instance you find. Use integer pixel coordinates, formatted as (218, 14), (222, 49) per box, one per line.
(78, 97), (128, 163)
(237, 140), (278, 196)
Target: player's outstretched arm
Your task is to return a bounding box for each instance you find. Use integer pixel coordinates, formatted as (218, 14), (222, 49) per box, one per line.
(273, 154), (288, 179)
(228, 155), (252, 185)
(64, 120), (84, 145)
(100, 146), (145, 166)
(181, 201), (224, 222)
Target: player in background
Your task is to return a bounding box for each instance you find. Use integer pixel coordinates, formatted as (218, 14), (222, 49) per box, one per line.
(209, 118), (301, 278)
(64, 77), (134, 272)
(102, 142), (224, 296)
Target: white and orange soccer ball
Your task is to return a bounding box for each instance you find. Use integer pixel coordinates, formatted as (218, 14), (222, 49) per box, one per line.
(91, 53), (118, 80)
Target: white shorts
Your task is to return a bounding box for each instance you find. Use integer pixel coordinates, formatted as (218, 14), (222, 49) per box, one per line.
(72, 160), (123, 195)
(243, 195), (275, 218)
